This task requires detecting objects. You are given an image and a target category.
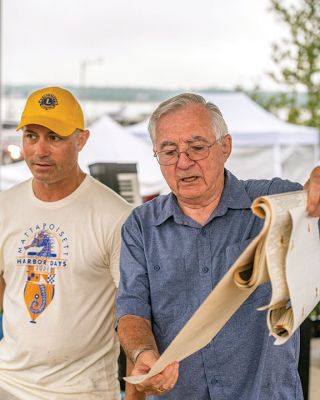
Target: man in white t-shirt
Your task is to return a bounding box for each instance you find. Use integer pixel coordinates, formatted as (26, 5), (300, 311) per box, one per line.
(0, 87), (132, 400)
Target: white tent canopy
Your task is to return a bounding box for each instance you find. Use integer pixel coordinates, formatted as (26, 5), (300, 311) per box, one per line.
(205, 92), (318, 145)
(127, 92), (319, 183)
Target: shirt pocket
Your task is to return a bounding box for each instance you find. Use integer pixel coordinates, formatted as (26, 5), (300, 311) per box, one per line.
(226, 238), (271, 305)
(148, 258), (188, 335)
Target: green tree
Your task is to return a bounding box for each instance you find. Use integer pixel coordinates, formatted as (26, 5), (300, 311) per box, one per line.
(268, 0), (320, 127)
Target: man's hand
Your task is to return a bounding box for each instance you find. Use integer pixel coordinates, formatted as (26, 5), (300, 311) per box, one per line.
(304, 166), (320, 217)
(132, 350), (179, 396)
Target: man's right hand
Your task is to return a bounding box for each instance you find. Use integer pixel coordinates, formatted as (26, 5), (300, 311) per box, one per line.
(132, 350), (179, 396)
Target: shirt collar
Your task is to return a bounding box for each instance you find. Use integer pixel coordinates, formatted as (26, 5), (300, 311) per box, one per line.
(209, 169), (252, 221)
(154, 169), (252, 226)
(153, 192), (189, 226)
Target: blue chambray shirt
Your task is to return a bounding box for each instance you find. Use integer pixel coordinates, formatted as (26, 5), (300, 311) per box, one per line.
(117, 170), (303, 400)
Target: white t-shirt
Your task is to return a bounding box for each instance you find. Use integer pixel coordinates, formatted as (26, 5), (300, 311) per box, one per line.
(0, 175), (132, 400)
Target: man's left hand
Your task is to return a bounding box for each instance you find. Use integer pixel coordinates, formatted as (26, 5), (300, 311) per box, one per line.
(130, 350), (179, 396)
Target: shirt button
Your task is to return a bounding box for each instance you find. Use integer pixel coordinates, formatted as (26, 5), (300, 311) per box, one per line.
(202, 267), (209, 273)
(201, 230), (207, 236)
(154, 265), (160, 271)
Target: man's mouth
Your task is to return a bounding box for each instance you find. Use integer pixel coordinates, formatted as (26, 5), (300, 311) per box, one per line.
(180, 176), (199, 183)
(32, 162), (55, 169)
(32, 159), (54, 167)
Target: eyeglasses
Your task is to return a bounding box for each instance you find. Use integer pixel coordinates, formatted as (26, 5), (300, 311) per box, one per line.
(154, 140), (220, 166)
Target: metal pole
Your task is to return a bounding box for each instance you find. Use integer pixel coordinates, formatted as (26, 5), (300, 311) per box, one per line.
(0, 0), (3, 190)
(79, 58), (103, 120)
(80, 58), (103, 89)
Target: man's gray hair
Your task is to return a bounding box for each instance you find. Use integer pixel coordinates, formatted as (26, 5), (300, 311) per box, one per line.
(148, 93), (229, 144)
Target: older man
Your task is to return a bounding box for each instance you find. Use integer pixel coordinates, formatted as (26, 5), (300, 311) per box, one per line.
(117, 93), (320, 400)
(0, 87), (132, 399)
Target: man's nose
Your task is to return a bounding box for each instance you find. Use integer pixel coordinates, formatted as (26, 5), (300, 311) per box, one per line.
(35, 137), (50, 155)
(176, 151), (195, 169)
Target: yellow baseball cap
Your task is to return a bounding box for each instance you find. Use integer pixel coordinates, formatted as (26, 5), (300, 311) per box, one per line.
(16, 86), (85, 136)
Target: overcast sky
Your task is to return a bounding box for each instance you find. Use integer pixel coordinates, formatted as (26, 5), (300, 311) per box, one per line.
(3, 0), (288, 90)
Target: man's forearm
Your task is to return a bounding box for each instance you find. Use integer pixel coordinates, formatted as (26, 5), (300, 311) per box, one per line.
(117, 315), (159, 364)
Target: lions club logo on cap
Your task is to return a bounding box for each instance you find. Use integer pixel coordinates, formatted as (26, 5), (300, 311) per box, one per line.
(39, 93), (59, 110)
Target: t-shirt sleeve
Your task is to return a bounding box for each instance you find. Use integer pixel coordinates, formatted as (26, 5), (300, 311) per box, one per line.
(116, 211), (151, 322)
(108, 208), (132, 288)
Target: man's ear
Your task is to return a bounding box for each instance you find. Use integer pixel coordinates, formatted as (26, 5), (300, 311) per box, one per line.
(221, 134), (232, 163)
(77, 130), (90, 151)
